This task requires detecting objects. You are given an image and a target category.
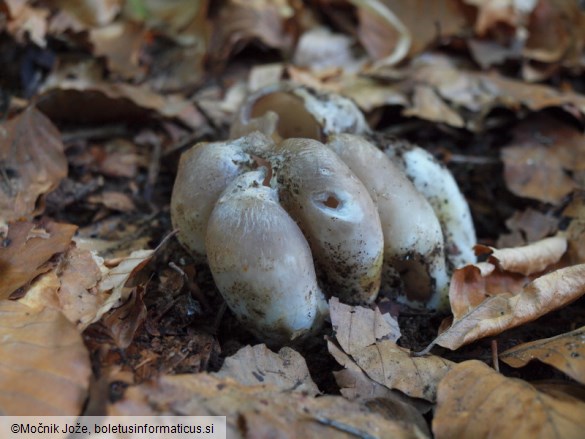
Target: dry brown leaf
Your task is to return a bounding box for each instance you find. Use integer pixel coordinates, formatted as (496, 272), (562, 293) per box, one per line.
(347, 340), (453, 402)
(102, 285), (147, 348)
(497, 208), (558, 248)
(0, 107), (68, 223)
(18, 244), (153, 330)
(53, 246), (106, 329)
(356, 0), (469, 63)
(328, 338), (432, 436)
(500, 326), (585, 385)
(433, 360), (585, 439)
(502, 115), (585, 204)
(402, 85), (465, 128)
(429, 264), (585, 351)
(110, 373), (425, 439)
(209, 0), (297, 65)
(330, 297), (400, 355)
(89, 21), (147, 79)
(49, 0), (121, 27)
(94, 249), (154, 323)
(0, 220), (77, 300)
(0, 301), (90, 415)
(87, 191), (136, 212)
(447, 263), (529, 317)
(215, 344), (320, 396)
(39, 80), (206, 129)
(358, 54), (585, 130)
(475, 235), (567, 276)
(4, 0), (50, 46)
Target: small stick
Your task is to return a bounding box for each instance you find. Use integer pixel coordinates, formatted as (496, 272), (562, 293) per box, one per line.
(491, 339), (499, 372)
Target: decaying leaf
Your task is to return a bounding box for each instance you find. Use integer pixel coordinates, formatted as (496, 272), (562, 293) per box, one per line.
(500, 326), (585, 385)
(0, 301), (91, 415)
(330, 297), (400, 355)
(0, 220), (77, 300)
(502, 116), (585, 204)
(93, 249), (154, 324)
(89, 21), (147, 80)
(216, 344), (320, 396)
(110, 373), (425, 439)
(356, 0), (469, 65)
(474, 235), (567, 276)
(497, 208), (558, 248)
(38, 80), (206, 129)
(328, 338), (431, 436)
(16, 243), (153, 331)
(209, 0), (297, 65)
(0, 107), (68, 223)
(102, 285), (147, 348)
(433, 360), (585, 439)
(346, 340), (453, 402)
(429, 264), (585, 351)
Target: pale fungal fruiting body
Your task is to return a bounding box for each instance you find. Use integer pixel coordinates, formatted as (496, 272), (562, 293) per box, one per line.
(206, 171), (327, 345)
(275, 138), (384, 304)
(171, 82), (477, 343)
(326, 134), (449, 309)
(171, 132), (273, 261)
(384, 143), (477, 270)
(232, 82), (369, 142)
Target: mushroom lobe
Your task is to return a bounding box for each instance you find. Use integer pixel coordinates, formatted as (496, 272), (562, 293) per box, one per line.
(206, 170), (327, 344)
(274, 138), (384, 304)
(171, 132), (273, 260)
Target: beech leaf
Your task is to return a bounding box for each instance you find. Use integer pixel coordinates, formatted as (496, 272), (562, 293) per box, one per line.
(429, 264), (585, 351)
(500, 326), (585, 385)
(433, 360), (585, 439)
(216, 344), (320, 396)
(0, 301), (90, 415)
(0, 107), (68, 223)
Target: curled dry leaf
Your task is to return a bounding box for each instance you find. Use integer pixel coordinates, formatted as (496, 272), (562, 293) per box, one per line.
(330, 297), (400, 356)
(355, 0), (469, 65)
(433, 360), (585, 439)
(428, 264), (585, 351)
(215, 344), (320, 396)
(474, 235), (567, 276)
(101, 285), (147, 349)
(110, 373), (424, 439)
(0, 221), (77, 299)
(356, 54), (585, 131)
(0, 301), (91, 415)
(209, 0), (297, 65)
(500, 326), (585, 385)
(17, 244), (153, 332)
(0, 107), (68, 223)
(39, 81), (205, 129)
(94, 249), (154, 324)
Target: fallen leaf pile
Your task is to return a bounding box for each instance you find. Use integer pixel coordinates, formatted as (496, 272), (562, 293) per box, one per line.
(1, 0), (585, 437)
